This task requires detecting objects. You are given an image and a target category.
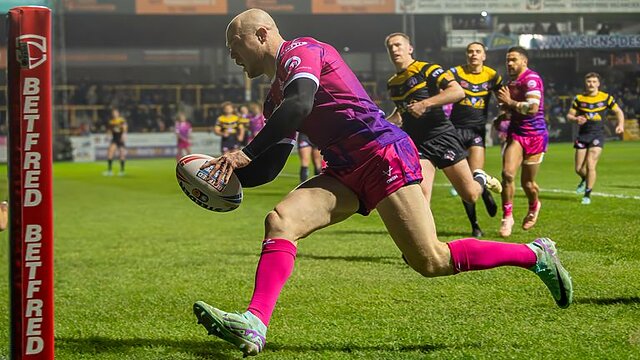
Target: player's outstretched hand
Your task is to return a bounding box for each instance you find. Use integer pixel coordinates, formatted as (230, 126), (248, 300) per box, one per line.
(615, 124), (624, 135)
(200, 150), (252, 186)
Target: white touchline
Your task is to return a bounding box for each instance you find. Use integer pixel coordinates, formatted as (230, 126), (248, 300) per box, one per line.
(276, 173), (640, 201)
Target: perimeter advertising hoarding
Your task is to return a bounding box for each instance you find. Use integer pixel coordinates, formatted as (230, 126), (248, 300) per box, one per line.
(397, 0), (640, 13)
(228, 0), (310, 13)
(312, 0), (395, 14)
(63, 0), (134, 13)
(135, 0), (227, 14)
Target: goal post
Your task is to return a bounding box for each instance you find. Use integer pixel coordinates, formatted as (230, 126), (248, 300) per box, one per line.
(7, 6), (55, 360)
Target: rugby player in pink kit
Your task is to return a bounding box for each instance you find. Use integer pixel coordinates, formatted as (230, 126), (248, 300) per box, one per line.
(496, 46), (548, 237)
(193, 10), (573, 357)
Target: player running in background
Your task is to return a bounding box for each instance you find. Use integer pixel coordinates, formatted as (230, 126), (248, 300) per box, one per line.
(384, 33), (501, 220)
(193, 9), (572, 357)
(0, 201), (7, 231)
(175, 112), (192, 161)
(246, 102), (266, 143)
(296, 132), (322, 183)
(447, 42), (502, 237)
(213, 102), (245, 155)
(104, 108), (128, 176)
(496, 46), (547, 237)
(238, 103), (251, 146)
(567, 72), (624, 205)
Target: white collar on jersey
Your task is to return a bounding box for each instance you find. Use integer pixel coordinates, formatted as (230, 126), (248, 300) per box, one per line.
(271, 41), (286, 83)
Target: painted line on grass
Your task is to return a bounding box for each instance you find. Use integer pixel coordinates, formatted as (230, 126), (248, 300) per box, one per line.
(279, 173), (640, 201)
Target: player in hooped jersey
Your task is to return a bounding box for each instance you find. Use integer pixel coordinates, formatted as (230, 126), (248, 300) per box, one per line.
(447, 42), (503, 237)
(192, 10), (572, 357)
(384, 33), (502, 236)
(567, 72), (624, 205)
(495, 46), (548, 237)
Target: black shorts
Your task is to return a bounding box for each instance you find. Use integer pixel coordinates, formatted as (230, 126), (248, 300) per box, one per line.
(455, 127), (486, 148)
(297, 133), (316, 149)
(111, 134), (125, 148)
(221, 137), (240, 153)
(415, 130), (468, 169)
(574, 133), (604, 149)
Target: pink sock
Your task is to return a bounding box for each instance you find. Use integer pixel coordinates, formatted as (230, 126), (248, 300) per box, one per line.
(447, 238), (536, 273)
(503, 202), (513, 217)
(247, 238), (297, 327)
(529, 200), (540, 211)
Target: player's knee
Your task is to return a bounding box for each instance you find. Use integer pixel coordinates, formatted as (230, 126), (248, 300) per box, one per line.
(502, 170), (515, 183)
(264, 207), (298, 239)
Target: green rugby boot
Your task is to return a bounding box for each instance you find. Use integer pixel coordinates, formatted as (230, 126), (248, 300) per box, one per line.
(526, 238), (573, 309)
(193, 301), (267, 357)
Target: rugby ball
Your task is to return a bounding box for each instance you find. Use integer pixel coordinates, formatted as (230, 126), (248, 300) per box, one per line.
(176, 154), (243, 212)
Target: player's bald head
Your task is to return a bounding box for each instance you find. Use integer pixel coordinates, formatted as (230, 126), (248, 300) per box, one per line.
(227, 8), (277, 37)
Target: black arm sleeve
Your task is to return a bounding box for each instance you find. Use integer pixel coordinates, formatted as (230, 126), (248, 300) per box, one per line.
(234, 141), (294, 188)
(242, 77), (316, 160)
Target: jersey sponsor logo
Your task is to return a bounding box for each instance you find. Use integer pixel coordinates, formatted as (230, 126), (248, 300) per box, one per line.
(16, 34), (47, 70)
(431, 68), (444, 78)
(482, 82), (489, 90)
(597, 102), (604, 107)
(282, 41), (308, 54)
(471, 84), (480, 91)
(408, 76), (419, 87)
(382, 165), (393, 176)
(473, 136), (482, 144)
(527, 79), (537, 89)
(460, 80), (469, 88)
(284, 56), (301, 75)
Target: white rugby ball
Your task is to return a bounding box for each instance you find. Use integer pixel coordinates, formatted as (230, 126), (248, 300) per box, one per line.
(176, 154), (243, 212)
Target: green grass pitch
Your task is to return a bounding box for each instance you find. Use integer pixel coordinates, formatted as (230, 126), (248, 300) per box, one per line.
(1, 141), (639, 359)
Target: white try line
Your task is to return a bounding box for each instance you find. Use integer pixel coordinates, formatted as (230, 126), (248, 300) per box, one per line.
(278, 173), (640, 201)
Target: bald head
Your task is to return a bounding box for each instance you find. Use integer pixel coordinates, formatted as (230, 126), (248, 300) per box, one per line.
(225, 9), (285, 79)
(227, 8), (278, 37)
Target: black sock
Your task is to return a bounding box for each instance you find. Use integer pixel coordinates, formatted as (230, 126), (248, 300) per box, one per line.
(314, 166), (320, 176)
(462, 200), (479, 229)
(585, 188), (592, 198)
(300, 166), (309, 183)
(120, 160), (125, 172)
(472, 172), (487, 187)
(108, 159), (113, 171)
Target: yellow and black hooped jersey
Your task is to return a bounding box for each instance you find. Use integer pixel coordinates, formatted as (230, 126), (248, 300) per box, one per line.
(571, 91), (618, 135)
(108, 117), (126, 135)
(387, 60), (455, 142)
(447, 65), (502, 129)
(216, 114), (240, 136)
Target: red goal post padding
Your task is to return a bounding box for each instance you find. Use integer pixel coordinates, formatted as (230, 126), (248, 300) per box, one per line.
(7, 6), (54, 360)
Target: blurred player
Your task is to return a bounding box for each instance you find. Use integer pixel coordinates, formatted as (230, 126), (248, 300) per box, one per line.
(246, 102), (266, 143)
(238, 104), (251, 146)
(175, 112), (192, 160)
(104, 108), (127, 176)
(447, 42), (502, 237)
(213, 102), (244, 155)
(567, 72), (624, 205)
(193, 9), (572, 357)
(496, 46), (547, 237)
(384, 33), (501, 219)
(297, 132), (322, 183)
(0, 201), (7, 231)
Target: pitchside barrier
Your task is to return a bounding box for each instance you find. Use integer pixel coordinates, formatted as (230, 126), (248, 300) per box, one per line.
(7, 6), (55, 360)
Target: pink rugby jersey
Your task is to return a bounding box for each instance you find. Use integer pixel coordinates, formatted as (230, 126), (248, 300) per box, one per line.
(506, 68), (547, 136)
(263, 37), (407, 169)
